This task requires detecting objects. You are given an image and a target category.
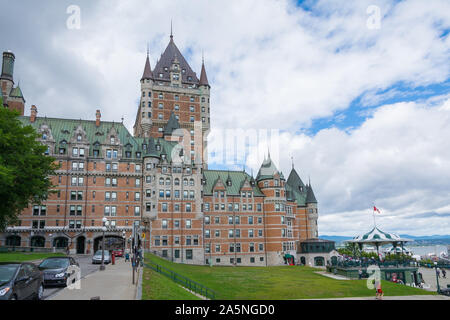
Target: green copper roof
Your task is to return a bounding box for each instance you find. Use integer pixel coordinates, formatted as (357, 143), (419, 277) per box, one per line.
(306, 184), (317, 204)
(256, 153), (280, 181)
(9, 85), (24, 99)
(203, 170), (264, 196)
(18, 116), (143, 158)
(163, 112), (180, 136)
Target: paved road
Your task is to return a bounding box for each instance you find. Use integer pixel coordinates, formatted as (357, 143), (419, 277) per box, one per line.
(418, 267), (450, 292)
(40, 255), (104, 300)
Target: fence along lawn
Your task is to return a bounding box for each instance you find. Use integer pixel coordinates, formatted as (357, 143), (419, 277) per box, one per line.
(141, 267), (201, 300)
(145, 254), (436, 300)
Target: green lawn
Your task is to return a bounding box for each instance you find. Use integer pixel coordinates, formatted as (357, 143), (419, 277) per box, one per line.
(142, 267), (201, 300)
(145, 254), (436, 300)
(0, 252), (66, 262)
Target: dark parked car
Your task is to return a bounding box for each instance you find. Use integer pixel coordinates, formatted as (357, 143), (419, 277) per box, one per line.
(38, 257), (79, 287)
(0, 262), (44, 300)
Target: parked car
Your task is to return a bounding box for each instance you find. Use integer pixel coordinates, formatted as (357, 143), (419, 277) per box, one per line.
(92, 250), (111, 264)
(112, 249), (123, 257)
(0, 262), (44, 300)
(38, 257), (79, 287)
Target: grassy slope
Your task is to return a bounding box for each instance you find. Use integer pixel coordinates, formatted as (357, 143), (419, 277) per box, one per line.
(142, 267), (201, 300)
(146, 254), (435, 300)
(0, 252), (66, 262)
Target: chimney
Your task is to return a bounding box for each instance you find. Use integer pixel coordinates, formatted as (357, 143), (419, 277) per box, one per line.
(96, 109), (101, 127)
(30, 105), (37, 123)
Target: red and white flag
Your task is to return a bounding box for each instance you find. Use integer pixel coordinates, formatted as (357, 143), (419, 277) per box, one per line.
(373, 206), (381, 213)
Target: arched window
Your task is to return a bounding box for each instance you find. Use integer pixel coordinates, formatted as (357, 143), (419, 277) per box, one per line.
(53, 237), (68, 248)
(159, 178), (164, 185)
(30, 236), (45, 248)
(174, 178), (180, 186)
(165, 178), (171, 185)
(6, 235), (21, 247)
(183, 178), (188, 186)
(189, 179), (195, 186)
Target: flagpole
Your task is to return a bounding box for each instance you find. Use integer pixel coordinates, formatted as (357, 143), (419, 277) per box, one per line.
(372, 204), (377, 228)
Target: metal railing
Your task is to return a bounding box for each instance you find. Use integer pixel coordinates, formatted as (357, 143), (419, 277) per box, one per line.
(333, 261), (419, 268)
(144, 260), (217, 300)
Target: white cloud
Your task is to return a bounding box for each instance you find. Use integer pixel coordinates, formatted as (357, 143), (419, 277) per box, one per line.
(264, 96), (450, 236)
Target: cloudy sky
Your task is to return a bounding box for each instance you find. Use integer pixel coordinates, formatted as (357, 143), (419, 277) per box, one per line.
(1, 0), (449, 236)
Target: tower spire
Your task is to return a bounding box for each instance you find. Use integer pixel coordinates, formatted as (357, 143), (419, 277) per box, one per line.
(170, 20), (173, 40)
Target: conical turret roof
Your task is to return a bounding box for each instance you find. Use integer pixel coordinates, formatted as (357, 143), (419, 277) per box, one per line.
(163, 112), (180, 136)
(141, 53), (153, 80)
(287, 168), (305, 190)
(199, 61), (210, 87)
(256, 152), (279, 181)
(306, 183), (317, 204)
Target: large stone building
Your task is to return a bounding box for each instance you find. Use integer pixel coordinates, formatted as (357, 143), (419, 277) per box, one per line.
(1, 34), (319, 266)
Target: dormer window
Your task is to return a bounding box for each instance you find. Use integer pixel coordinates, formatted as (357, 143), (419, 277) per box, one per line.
(42, 133), (47, 140)
(159, 73), (163, 78)
(136, 152), (141, 158)
(110, 137), (115, 144)
(227, 180), (232, 186)
(188, 76), (192, 82)
(164, 67), (168, 72)
(77, 134), (82, 142)
(182, 69), (186, 74)
(173, 74), (179, 80)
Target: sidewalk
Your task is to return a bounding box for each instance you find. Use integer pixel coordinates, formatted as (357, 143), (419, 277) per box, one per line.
(306, 295), (450, 300)
(50, 259), (140, 300)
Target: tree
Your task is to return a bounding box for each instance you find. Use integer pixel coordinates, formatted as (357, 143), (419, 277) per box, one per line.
(0, 108), (57, 230)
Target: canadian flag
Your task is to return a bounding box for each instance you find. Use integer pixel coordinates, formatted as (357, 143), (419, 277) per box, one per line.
(373, 206), (381, 213)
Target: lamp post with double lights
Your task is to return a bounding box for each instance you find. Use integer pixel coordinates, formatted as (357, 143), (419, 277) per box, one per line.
(122, 230), (126, 255)
(100, 217), (110, 271)
(434, 261), (441, 293)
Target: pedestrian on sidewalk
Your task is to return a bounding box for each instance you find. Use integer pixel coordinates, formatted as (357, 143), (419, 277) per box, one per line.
(442, 269), (446, 279)
(375, 280), (383, 300)
(358, 268), (363, 279)
(436, 268), (441, 278)
(125, 251), (130, 262)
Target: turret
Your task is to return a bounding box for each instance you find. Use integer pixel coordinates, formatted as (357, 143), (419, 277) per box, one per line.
(305, 181), (319, 238)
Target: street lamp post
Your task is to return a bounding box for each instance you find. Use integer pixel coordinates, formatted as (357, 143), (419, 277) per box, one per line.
(100, 217), (109, 271)
(434, 261), (440, 293)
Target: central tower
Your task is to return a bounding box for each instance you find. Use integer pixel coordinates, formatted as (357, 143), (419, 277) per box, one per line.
(133, 34), (211, 167)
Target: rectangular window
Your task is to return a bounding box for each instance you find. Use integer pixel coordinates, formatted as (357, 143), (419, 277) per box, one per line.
(248, 216), (254, 225)
(205, 216), (210, 225)
(186, 220), (192, 229)
(186, 250), (193, 260)
(134, 207), (140, 216)
(205, 230), (210, 238)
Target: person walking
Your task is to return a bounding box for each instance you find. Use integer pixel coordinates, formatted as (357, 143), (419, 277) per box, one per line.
(442, 269), (446, 279)
(436, 268), (441, 279)
(375, 280), (384, 300)
(358, 268), (363, 280)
